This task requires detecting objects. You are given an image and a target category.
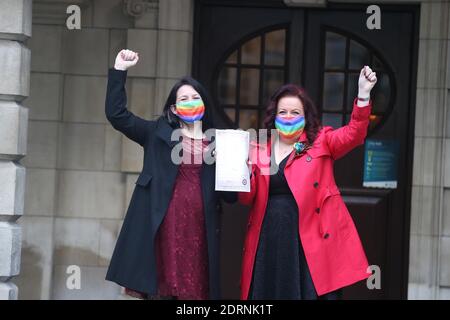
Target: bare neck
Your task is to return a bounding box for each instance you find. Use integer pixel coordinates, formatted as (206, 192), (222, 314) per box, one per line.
(180, 121), (204, 139)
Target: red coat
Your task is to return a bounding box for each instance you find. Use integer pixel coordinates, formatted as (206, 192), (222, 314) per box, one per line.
(238, 99), (372, 299)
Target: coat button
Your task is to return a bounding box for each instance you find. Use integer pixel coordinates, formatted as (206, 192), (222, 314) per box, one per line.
(315, 208), (320, 214)
(324, 233), (330, 239)
(313, 181), (319, 188)
(216, 228), (220, 234)
(306, 156), (312, 162)
(243, 247), (246, 252)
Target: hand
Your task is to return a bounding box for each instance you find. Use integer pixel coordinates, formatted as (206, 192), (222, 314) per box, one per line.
(247, 158), (253, 177)
(358, 66), (377, 98)
(114, 49), (139, 71)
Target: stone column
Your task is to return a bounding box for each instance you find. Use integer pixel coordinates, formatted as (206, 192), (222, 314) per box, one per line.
(0, 0), (31, 300)
(408, 0), (450, 300)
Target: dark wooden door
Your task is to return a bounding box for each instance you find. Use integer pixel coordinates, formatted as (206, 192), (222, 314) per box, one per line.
(193, 0), (419, 299)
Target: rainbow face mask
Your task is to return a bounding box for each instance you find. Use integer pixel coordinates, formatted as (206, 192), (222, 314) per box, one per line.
(175, 99), (205, 123)
(275, 115), (305, 140)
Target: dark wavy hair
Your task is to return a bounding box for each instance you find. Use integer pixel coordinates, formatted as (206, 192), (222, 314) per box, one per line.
(162, 76), (215, 131)
(263, 84), (321, 144)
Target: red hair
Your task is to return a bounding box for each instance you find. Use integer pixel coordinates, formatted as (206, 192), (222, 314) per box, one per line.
(263, 84), (321, 144)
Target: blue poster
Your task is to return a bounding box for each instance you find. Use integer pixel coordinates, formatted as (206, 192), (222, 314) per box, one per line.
(363, 139), (399, 189)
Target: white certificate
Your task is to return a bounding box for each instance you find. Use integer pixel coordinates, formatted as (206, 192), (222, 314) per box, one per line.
(215, 129), (250, 192)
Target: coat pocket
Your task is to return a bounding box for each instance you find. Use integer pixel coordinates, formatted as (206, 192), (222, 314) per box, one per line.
(318, 185), (341, 237)
(319, 185), (341, 208)
(135, 173), (152, 187)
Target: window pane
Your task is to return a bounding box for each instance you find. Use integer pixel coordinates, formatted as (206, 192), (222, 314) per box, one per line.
(349, 40), (370, 70)
(347, 72), (359, 107)
(264, 29), (286, 66)
(323, 72), (344, 111)
(325, 32), (346, 70)
(373, 55), (384, 70)
(371, 73), (390, 113)
(223, 108), (236, 123)
(259, 110), (267, 129)
(226, 50), (238, 64)
(322, 113), (342, 129)
(218, 67), (237, 105)
(240, 68), (260, 105)
(263, 69), (284, 104)
(239, 109), (259, 130)
(241, 36), (261, 65)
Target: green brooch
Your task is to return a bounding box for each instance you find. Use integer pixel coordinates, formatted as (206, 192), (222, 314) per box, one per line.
(293, 141), (311, 156)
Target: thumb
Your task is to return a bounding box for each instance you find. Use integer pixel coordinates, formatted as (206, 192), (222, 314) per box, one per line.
(360, 66), (367, 77)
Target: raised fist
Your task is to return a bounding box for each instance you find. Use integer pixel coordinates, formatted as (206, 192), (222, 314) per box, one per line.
(114, 49), (139, 71)
(358, 65), (377, 97)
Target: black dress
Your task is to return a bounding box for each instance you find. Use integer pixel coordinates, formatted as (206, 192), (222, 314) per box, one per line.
(249, 151), (342, 300)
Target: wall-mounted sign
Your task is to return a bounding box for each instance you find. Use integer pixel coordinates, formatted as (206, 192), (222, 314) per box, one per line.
(363, 139), (399, 189)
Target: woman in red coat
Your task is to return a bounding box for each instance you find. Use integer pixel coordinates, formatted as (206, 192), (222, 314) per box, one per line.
(239, 66), (377, 300)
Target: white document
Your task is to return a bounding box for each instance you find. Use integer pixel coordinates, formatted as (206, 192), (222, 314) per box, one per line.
(215, 129), (250, 192)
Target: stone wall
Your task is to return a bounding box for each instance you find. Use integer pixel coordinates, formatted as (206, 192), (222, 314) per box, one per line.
(0, 0), (31, 300)
(404, 0), (450, 300)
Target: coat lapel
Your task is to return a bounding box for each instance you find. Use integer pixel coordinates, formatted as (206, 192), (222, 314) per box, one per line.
(155, 117), (180, 147)
(284, 130), (309, 169)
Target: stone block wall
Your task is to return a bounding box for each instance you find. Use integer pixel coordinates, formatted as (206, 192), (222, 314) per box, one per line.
(0, 0), (32, 301)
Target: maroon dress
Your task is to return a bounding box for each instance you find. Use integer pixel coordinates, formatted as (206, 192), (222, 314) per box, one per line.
(125, 134), (210, 300)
